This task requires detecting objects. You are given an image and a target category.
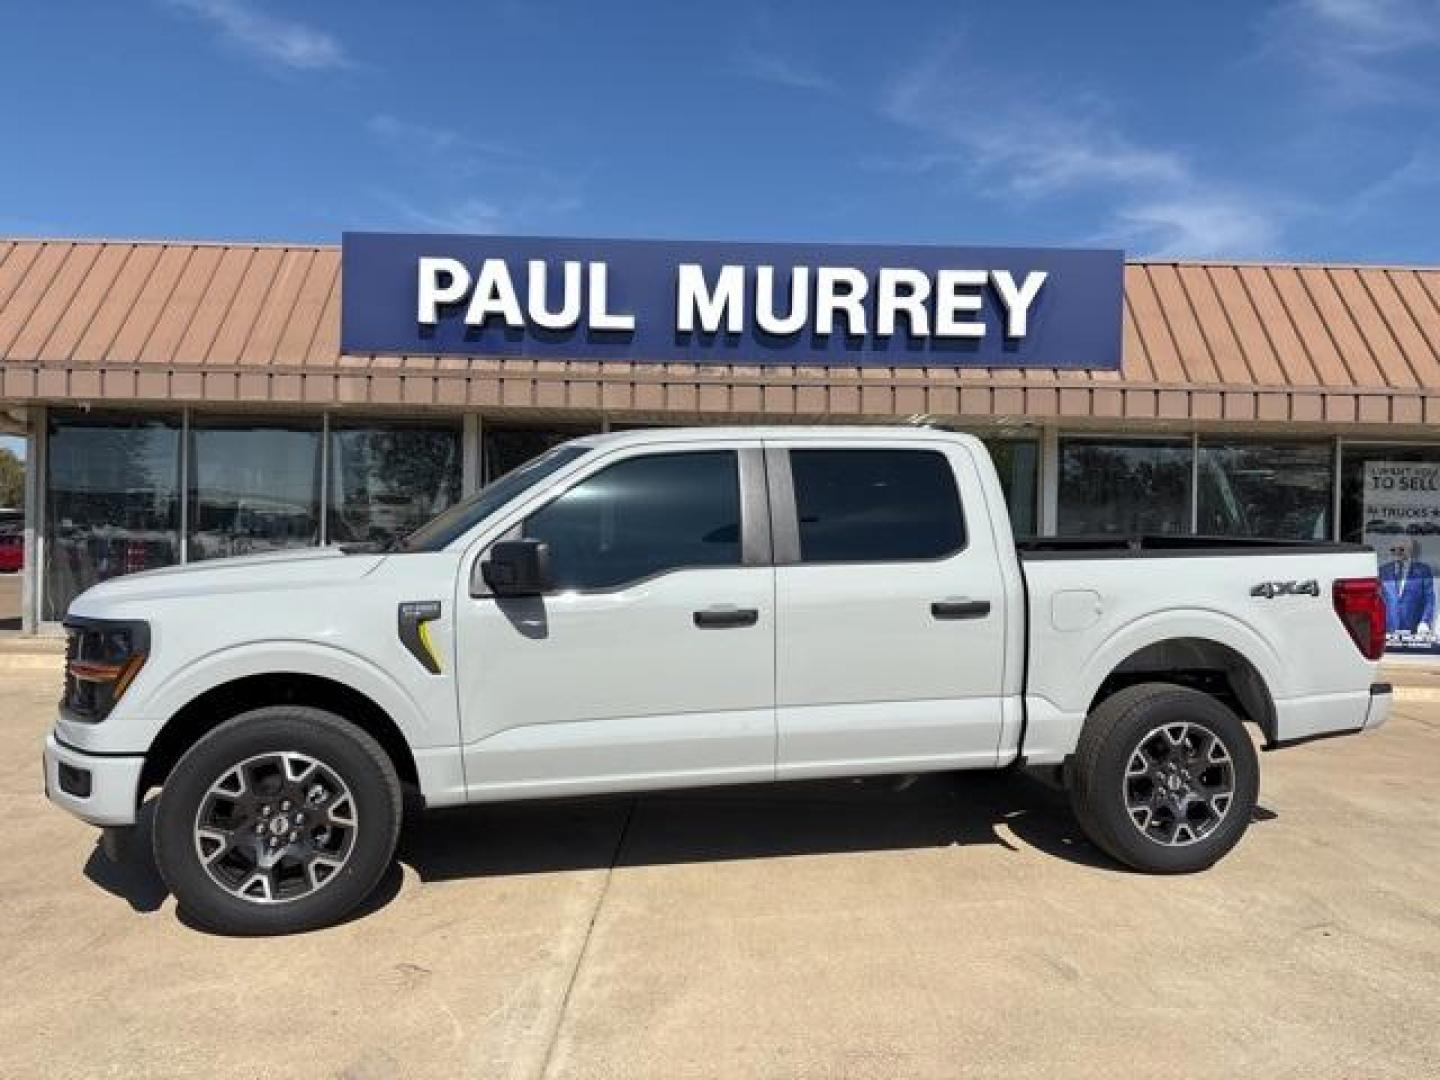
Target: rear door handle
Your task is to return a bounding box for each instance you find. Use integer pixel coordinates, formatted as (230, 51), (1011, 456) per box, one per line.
(930, 599), (991, 620)
(693, 606), (759, 628)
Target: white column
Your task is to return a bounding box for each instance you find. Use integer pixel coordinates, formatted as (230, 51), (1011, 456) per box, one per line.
(22, 405), (45, 634)
(462, 414), (483, 494)
(318, 412), (330, 546)
(1037, 424), (1060, 536)
(1332, 436), (1344, 542)
(178, 408), (190, 563)
(1190, 432), (1200, 534)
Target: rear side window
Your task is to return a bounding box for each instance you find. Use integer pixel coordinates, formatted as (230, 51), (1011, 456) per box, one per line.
(523, 451), (741, 590)
(789, 449), (965, 563)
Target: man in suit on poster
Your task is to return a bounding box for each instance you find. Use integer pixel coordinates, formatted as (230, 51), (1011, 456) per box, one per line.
(1379, 537), (1435, 637)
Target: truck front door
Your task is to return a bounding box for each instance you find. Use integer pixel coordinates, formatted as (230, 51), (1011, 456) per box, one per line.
(455, 442), (776, 799)
(766, 438), (1014, 778)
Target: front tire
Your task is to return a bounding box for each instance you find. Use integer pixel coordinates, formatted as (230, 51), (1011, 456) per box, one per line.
(153, 706), (403, 935)
(1069, 683), (1259, 873)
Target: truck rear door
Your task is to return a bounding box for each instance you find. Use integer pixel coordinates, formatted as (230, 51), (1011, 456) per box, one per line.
(766, 437), (1013, 778)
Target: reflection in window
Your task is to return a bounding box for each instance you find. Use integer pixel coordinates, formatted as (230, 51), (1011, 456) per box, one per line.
(1198, 441), (1332, 539)
(328, 422), (461, 546)
(1058, 438), (1192, 535)
(188, 418), (321, 561)
(981, 438), (1039, 537)
(524, 451), (741, 590)
(44, 411), (181, 620)
(483, 424), (600, 482)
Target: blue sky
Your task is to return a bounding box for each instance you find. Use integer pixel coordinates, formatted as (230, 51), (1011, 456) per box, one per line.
(1, 0), (1439, 268)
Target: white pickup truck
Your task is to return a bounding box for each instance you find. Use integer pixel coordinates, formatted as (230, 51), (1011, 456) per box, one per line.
(44, 427), (1391, 934)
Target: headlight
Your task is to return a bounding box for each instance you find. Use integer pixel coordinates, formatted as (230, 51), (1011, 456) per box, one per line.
(62, 618), (150, 722)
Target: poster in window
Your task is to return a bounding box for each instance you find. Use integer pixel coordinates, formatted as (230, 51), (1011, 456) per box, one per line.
(1363, 461), (1440, 655)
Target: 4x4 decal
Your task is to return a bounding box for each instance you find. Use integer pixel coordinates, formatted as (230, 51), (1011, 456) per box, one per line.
(1250, 579), (1320, 599)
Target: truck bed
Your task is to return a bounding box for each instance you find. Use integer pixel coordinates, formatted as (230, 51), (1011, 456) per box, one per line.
(1012, 536), (1382, 761)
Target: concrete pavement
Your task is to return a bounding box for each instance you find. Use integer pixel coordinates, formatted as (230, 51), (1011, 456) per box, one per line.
(1, 659), (1437, 1079)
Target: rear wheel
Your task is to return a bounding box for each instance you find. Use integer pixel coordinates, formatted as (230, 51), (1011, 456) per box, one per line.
(153, 706), (402, 934)
(1069, 683), (1259, 873)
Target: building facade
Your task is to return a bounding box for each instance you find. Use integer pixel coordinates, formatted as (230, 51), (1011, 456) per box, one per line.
(3, 237), (1440, 653)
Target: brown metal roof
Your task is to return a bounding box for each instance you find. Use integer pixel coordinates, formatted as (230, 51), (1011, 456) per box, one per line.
(3, 237), (1440, 427)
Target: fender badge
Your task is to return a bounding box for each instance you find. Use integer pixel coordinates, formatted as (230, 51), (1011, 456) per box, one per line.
(1250, 579), (1319, 599)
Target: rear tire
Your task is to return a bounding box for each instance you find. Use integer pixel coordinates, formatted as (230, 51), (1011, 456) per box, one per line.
(153, 706), (402, 935)
(1069, 683), (1259, 873)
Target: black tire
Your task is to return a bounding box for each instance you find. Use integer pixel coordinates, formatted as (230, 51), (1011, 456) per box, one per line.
(1069, 682), (1259, 873)
(153, 706), (403, 935)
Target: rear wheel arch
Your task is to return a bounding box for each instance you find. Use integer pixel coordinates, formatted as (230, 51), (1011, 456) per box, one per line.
(1087, 637), (1278, 743)
(141, 672), (420, 797)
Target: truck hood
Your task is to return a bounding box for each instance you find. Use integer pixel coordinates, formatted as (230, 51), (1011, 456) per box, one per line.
(69, 547), (385, 613)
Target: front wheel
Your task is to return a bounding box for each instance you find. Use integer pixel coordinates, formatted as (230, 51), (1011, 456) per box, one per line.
(1069, 683), (1259, 873)
(153, 706), (402, 934)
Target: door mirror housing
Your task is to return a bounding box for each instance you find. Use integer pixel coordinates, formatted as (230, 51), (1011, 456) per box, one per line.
(477, 539), (551, 598)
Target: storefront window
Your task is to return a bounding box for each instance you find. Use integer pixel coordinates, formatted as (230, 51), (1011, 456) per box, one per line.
(1341, 443), (1440, 657)
(188, 417), (321, 561)
(1058, 438), (1192, 535)
(44, 411), (181, 620)
(327, 420), (462, 546)
(981, 437), (1039, 537)
(483, 424), (601, 482)
(1197, 440), (1332, 539)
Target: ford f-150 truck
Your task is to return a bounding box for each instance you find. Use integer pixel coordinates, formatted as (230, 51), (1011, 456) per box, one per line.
(43, 427), (1392, 934)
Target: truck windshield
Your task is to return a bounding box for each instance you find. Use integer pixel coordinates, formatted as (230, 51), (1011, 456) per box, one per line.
(392, 444), (592, 553)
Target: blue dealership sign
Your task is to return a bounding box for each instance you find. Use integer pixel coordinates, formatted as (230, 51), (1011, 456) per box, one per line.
(341, 232), (1123, 368)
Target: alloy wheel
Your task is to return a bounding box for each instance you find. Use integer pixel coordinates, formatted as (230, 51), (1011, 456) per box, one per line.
(1122, 722), (1235, 846)
(192, 751), (358, 904)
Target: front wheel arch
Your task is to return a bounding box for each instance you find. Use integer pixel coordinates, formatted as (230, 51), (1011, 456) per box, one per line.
(141, 672), (419, 798)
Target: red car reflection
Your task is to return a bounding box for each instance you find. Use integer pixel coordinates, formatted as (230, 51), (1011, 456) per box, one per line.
(0, 531), (22, 573)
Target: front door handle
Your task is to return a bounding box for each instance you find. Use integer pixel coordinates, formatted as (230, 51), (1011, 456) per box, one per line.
(930, 599), (991, 620)
(693, 606), (759, 628)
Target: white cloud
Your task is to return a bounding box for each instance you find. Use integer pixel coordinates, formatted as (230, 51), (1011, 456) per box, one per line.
(385, 196), (506, 235)
(881, 45), (1187, 201)
(374, 191), (581, 235)
(1108, 196), (1280, 259)
(369, 114), (462, 155)
(877, 36), (1281, 258)
(731, 45), (834, 92)
(367, 114), (518, 165)
(1343, 144), (1440, 219)
(1261, 0), (1440, 104)
(366, 114), (582, 233)
(165, 0), (349, 71)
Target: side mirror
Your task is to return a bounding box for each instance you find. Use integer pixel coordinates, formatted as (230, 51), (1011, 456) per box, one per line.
(476, 539), (551, 598)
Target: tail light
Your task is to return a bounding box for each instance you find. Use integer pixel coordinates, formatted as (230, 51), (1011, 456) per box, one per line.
(1332, 577), (1385, 661)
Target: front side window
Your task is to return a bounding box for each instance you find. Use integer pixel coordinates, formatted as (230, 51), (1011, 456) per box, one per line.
(789, 449), (965, 563)
(523, 451), (741, 590)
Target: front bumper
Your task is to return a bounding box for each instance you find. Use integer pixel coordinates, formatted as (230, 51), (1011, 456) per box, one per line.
(43, 733), (145, 827)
